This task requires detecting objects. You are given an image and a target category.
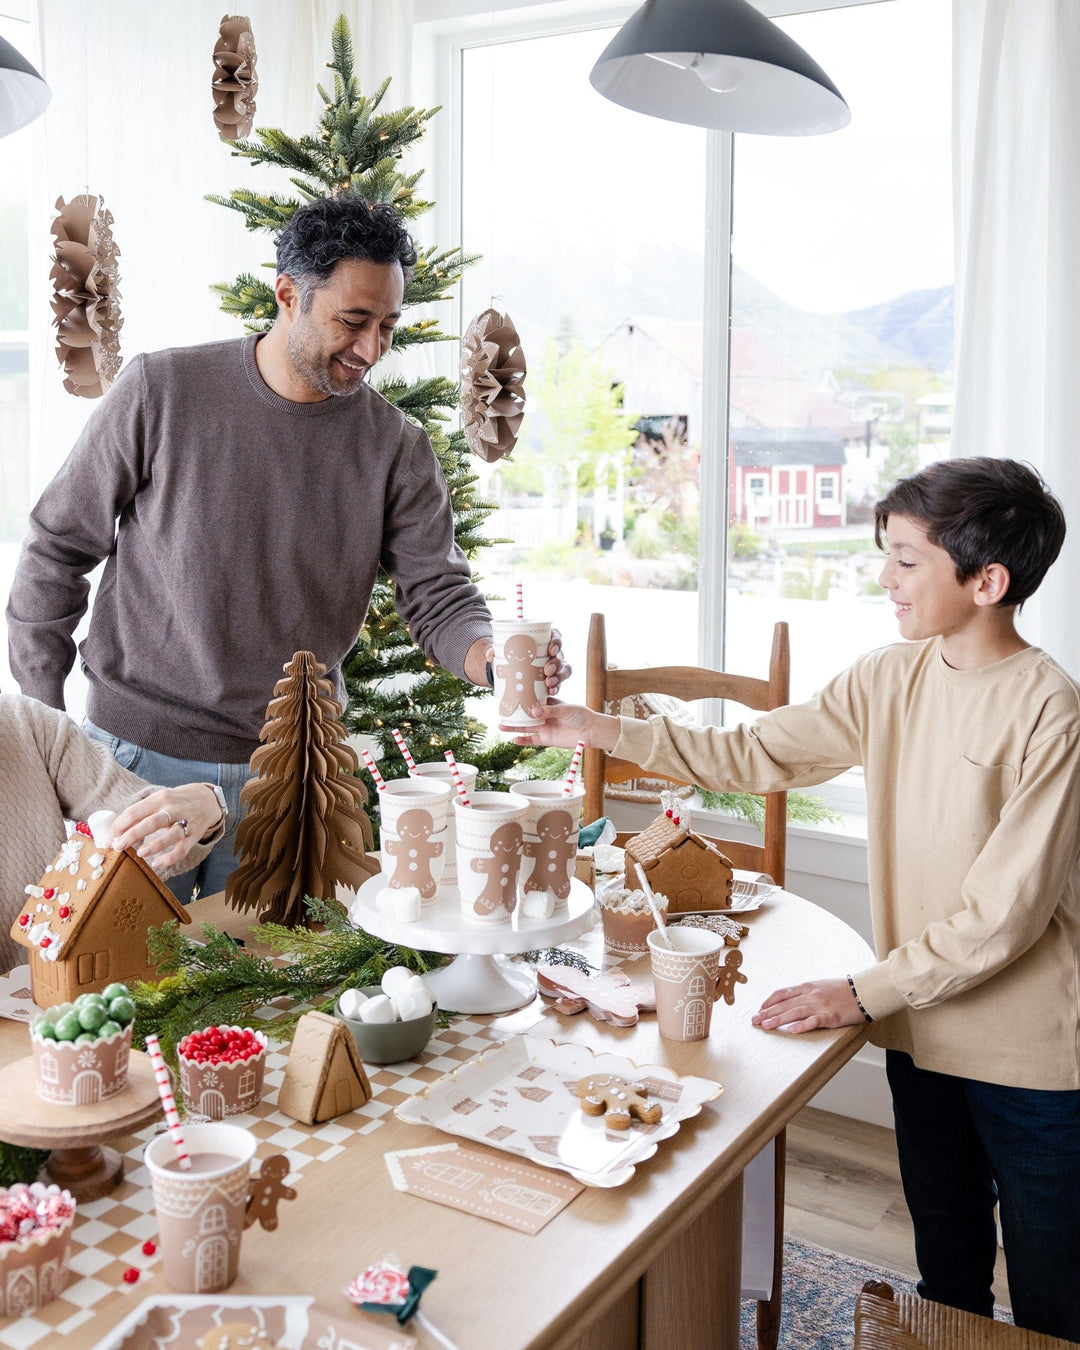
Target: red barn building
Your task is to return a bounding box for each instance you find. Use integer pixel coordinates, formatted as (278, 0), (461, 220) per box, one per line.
(730, 427), (847, 530)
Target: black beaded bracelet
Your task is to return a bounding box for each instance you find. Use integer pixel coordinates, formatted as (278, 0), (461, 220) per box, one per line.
(847, 974), (873, 1023)
(484, 659), (494, 688)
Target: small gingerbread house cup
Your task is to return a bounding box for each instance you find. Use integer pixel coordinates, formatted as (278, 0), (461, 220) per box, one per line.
(0, 1183), (77, 1316)
(31, 1021), (132, 1105)
(599, 885), (669, 957)
(378, 777), (453, 907)
(179, 1028), (268, 1119)
(454, 792), (528, 926)
(508, 779), (585, 911)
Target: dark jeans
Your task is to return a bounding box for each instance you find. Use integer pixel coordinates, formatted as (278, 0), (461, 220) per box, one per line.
(886, 1049), (1080, 1341)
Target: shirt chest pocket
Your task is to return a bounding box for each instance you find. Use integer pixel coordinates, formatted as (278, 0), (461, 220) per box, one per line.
(936, 754), (1018, 854)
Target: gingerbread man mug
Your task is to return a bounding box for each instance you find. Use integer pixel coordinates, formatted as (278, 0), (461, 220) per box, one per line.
(509, 779), (585, 909)
(454, 792), (528, 925)
(491, 618), (552, 731)
(378, 777), (453, 906)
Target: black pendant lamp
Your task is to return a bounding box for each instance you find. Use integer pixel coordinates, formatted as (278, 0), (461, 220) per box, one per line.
(0, 34), (50, 138)
(590, 0), (849, 135)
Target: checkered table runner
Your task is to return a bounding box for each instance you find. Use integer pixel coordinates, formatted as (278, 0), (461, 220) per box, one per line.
(0, 1014), (512, 1350)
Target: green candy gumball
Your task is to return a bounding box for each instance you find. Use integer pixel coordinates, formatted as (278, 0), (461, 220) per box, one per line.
(53, 1011), (82, 1042)
(97, 1020), (122, 1039)
(107, 995), (136, 1026)
(77, 1001), (108, 1032)
(101, 983), (128, 1004)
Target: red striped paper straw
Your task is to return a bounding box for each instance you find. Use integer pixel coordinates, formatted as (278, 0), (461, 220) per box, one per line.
(515, 582), (524, 620)
(144, 1033), (190, 1171)
(563, 740), (585, 794)
(392, 728), (417, 773)
(444, 749), (472, 808)
(360, 749), (386, 793)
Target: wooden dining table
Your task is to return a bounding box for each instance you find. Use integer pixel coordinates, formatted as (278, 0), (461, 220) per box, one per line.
(0, 887), (873, 1350)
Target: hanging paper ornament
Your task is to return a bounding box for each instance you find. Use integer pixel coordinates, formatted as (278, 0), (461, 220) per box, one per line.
(459, 308), (527, 463)
(50, 194), (123, 400)
(212, 14), (258, 140)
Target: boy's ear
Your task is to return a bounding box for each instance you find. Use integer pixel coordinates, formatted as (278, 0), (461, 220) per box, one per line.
(973, 563), (1011, 607)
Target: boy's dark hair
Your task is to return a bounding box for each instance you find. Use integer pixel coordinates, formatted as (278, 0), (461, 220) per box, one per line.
(874, 458), (1065, 607)
(274, 194), (417, 309)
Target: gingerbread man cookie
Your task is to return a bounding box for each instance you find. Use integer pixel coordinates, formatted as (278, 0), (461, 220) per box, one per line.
(199, 1326), (280, 1350)
(470, 820), (523, 916)
(715, 948), (748, 1006)
(496, 632), (540, 721)
(524, 809), (576, 900)
(575, 1073), (663, 1131)
(244, 1154), (297, 1232)
(382, 808), (443, 900)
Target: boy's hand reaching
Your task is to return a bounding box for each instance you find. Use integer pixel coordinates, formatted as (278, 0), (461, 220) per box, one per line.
(752, 978), (865, 1033)
(513, 700), (621, 752)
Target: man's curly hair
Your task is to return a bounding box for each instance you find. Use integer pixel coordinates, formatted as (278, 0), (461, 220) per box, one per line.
(274, 193), (417, 307)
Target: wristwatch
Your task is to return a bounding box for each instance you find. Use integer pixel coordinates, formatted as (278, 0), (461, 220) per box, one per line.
(202, 783), (229, 835)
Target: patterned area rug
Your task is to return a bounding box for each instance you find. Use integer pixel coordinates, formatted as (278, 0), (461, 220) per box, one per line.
(739, 1238), (913, 1349)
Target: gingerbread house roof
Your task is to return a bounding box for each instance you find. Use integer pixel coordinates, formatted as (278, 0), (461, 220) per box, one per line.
(624, 814), (734, 873)
(277, 1010), (371, 1125)
(9, 826), (191, 963)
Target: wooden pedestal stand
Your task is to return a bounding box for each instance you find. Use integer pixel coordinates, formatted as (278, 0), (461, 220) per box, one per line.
(0, 1050), (164, 1200)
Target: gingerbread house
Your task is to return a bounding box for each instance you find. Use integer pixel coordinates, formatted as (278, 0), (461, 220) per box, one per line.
(623, 813), (734, 914)
(277, 1011), (372, 1125)
(9, 826), (192, 1009)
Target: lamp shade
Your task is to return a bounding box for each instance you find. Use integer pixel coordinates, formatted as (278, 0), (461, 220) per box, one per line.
(0, 34), (50, 138)
(590, 0), (849, 135)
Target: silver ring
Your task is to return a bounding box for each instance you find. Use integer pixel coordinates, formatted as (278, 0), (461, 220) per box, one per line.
(178, 819), (189, 837)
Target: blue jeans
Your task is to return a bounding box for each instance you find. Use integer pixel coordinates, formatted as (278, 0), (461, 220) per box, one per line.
(82, 721), (250, 904)
(886, 1049), (1080, 1340)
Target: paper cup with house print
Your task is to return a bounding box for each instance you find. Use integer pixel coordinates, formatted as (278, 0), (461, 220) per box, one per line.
(408, 760), (478, 890)
(455, 792), (528, 925)
(492, 619), (552, 731)
(648, 926), (726, 1042)
(378, 777), (453, 907)
(144, 1122), (257, 1293)
(508, 779), (585, 912)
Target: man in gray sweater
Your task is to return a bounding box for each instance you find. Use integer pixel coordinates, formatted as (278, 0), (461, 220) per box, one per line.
(7, 194), (568, 900)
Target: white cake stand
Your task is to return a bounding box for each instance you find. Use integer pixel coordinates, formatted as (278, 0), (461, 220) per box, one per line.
(349, 874), (597, 1014)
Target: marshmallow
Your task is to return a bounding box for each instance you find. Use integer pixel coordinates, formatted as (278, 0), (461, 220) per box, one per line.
(380, 966), (416, 999)
(87, 804), (116, 847)
(375, 886), (421, 922)
(392, 985), (433, 1022)
(338, 988), (370, 1020)
(521, 888), (556, 919)
(356, 994), (396, 1024)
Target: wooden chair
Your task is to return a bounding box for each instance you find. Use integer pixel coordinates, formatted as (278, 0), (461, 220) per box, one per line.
(854, 1281), (1077, 1350)
(583, 611), (791, 1350)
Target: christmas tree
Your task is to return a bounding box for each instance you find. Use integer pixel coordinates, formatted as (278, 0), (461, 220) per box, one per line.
(226, 651), (379, 925)
(208, 17), (527, 835)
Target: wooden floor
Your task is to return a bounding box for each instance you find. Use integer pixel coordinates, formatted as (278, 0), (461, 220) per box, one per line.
(786, 1106), (1011, 1306)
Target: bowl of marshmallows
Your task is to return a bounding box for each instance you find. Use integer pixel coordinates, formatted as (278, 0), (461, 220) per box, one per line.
(335, 966), (437, 1064)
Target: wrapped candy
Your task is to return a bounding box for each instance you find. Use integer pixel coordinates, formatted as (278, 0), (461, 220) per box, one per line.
(345, 1258), (457, 1348)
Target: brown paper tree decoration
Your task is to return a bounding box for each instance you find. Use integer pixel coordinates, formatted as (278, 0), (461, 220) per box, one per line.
(50, 194), (123, 399)
(226, 651), (379, 925)
(460, 308), (527, 462)
(212, 14), (258, 140)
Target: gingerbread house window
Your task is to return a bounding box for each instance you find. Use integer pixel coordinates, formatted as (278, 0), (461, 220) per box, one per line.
(199, 1203), (228, 1236)
(238, 1067), (256, 1096)
(78, 953), (94, 984)
(687, 975), (707, 996)
(40, 1053), (59, 1083)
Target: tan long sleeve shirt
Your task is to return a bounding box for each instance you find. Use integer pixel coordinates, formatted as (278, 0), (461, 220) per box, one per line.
(614, 639), (1080, 1090)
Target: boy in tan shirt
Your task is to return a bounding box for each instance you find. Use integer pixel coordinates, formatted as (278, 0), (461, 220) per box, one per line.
(519, 459), (1080, 1339)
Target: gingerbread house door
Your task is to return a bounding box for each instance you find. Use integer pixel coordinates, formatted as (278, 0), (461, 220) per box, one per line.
(73, 1069), (103, 1106)
(200, 1088), (226, 1119)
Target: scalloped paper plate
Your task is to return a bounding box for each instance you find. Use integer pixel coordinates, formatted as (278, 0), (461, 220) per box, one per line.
(395, 1034), (721, 1187)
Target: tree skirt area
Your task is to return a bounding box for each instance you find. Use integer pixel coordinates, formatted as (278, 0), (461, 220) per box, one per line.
(739, 1238), (1013, 1349)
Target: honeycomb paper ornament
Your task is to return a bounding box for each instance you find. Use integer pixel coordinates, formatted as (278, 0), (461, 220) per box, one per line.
(50, 194), (123, 399)
(460, 308), (527, 462)
(226, 651), (379, 926)
(212, 14), (258, 140)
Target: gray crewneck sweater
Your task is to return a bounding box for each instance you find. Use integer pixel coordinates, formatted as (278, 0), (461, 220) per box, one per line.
(7, 335), (492, 763)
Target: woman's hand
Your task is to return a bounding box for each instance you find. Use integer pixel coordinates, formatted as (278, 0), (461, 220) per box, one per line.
(512, 700), (621, 751)
(751, 978), (864, 1033)
(109, 784), (225, 872)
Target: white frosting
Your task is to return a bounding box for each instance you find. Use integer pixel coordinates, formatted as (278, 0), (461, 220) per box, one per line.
(600, 887), (670, 917)
(87, 810), (117, 849)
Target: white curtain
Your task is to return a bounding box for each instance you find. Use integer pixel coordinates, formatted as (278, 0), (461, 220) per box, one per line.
(952, 0), (1080, 673)
(28, 0), (414, 491)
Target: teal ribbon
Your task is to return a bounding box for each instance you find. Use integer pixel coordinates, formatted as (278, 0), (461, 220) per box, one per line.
(578, 816), (611, 847)
(361, 1265), (437, 1325)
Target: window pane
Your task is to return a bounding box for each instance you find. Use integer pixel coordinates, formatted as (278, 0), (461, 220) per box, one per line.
(729, 0), (953, 703)
(461, 29), (705, 713)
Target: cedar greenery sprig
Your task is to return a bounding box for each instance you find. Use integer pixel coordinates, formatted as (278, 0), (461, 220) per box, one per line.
(130, 897), (442, 1060)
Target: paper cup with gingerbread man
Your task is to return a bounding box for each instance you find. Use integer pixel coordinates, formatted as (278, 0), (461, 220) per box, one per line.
(455, 792), (528, 925)
(509, 778), (585, 915)
(491, 618), (552, 731)
(378, 777), (453, 908)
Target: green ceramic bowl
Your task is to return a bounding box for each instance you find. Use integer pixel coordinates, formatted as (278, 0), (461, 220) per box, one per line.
(335, 985), (437, 1065)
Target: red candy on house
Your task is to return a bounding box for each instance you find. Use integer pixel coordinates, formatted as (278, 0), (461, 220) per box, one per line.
(17, 914), (29, 927)
(58, 906), (71, 920)
(39, 937), (51, 948)
(42, 888), (55, 900)
(75, 822), (93, 837)
(178, 1026), (264, 1065)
